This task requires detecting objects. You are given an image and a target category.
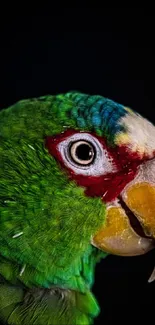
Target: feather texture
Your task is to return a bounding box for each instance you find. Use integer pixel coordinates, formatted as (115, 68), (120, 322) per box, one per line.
(0, 91), (146, 324)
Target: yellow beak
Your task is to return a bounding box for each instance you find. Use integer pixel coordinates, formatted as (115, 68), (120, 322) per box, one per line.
(92, 160), (155, 256)
(123, 182), (155, 238)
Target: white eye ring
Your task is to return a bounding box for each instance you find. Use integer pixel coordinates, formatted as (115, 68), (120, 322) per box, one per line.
(58, 133), (116, 176)
(68, 140), (95, 166)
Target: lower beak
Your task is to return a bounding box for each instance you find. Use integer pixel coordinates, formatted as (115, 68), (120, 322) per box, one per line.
(92, 182), (155, 256)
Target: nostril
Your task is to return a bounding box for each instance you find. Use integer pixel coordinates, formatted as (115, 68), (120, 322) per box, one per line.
(141, 152), (155, 162)
(147, 155), (155, 161)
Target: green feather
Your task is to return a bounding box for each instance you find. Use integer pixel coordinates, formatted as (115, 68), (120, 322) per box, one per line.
(0, 93), (108, 324)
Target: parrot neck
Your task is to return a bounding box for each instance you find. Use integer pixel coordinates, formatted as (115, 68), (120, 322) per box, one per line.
(0, 245), (107, 291)
(0, 247), (107, 325)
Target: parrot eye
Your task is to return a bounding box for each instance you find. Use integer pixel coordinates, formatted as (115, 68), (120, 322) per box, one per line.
(57, 132), (116, 176)
(69, 140), (96, 166)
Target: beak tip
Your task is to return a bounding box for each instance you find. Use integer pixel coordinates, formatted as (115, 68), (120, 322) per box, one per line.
(148, 267), (155, 283)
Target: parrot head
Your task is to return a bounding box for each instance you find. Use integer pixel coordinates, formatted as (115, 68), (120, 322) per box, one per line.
(0, 91), (155, 324)
(45, 92), (155, 257)
(0, 92), (155, 275)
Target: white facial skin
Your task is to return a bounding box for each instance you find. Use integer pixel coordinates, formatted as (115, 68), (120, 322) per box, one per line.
(58, 132), (117, 176)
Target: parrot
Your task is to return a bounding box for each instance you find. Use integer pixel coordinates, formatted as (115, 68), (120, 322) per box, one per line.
(0, 91), (155, 325)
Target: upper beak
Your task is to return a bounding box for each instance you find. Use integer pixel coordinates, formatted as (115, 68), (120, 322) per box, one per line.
(92, 159), (155, 256)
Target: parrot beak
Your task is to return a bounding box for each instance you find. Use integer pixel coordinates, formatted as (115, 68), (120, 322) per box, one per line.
(92, 158), (155, 257)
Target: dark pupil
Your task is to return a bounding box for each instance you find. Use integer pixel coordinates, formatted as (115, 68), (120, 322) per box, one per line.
(76, 144), (93, 161)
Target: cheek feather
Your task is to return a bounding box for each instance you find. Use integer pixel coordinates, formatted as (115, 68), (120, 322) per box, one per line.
(73, 170), (138, 202)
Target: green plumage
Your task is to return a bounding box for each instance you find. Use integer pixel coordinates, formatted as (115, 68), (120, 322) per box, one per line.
(0, 93), (108, 324)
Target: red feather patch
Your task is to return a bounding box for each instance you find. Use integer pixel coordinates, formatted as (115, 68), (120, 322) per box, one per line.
(45, 130), (142, 203)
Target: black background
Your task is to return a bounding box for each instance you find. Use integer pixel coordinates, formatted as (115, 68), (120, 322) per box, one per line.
(0, 7), (155, 324)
